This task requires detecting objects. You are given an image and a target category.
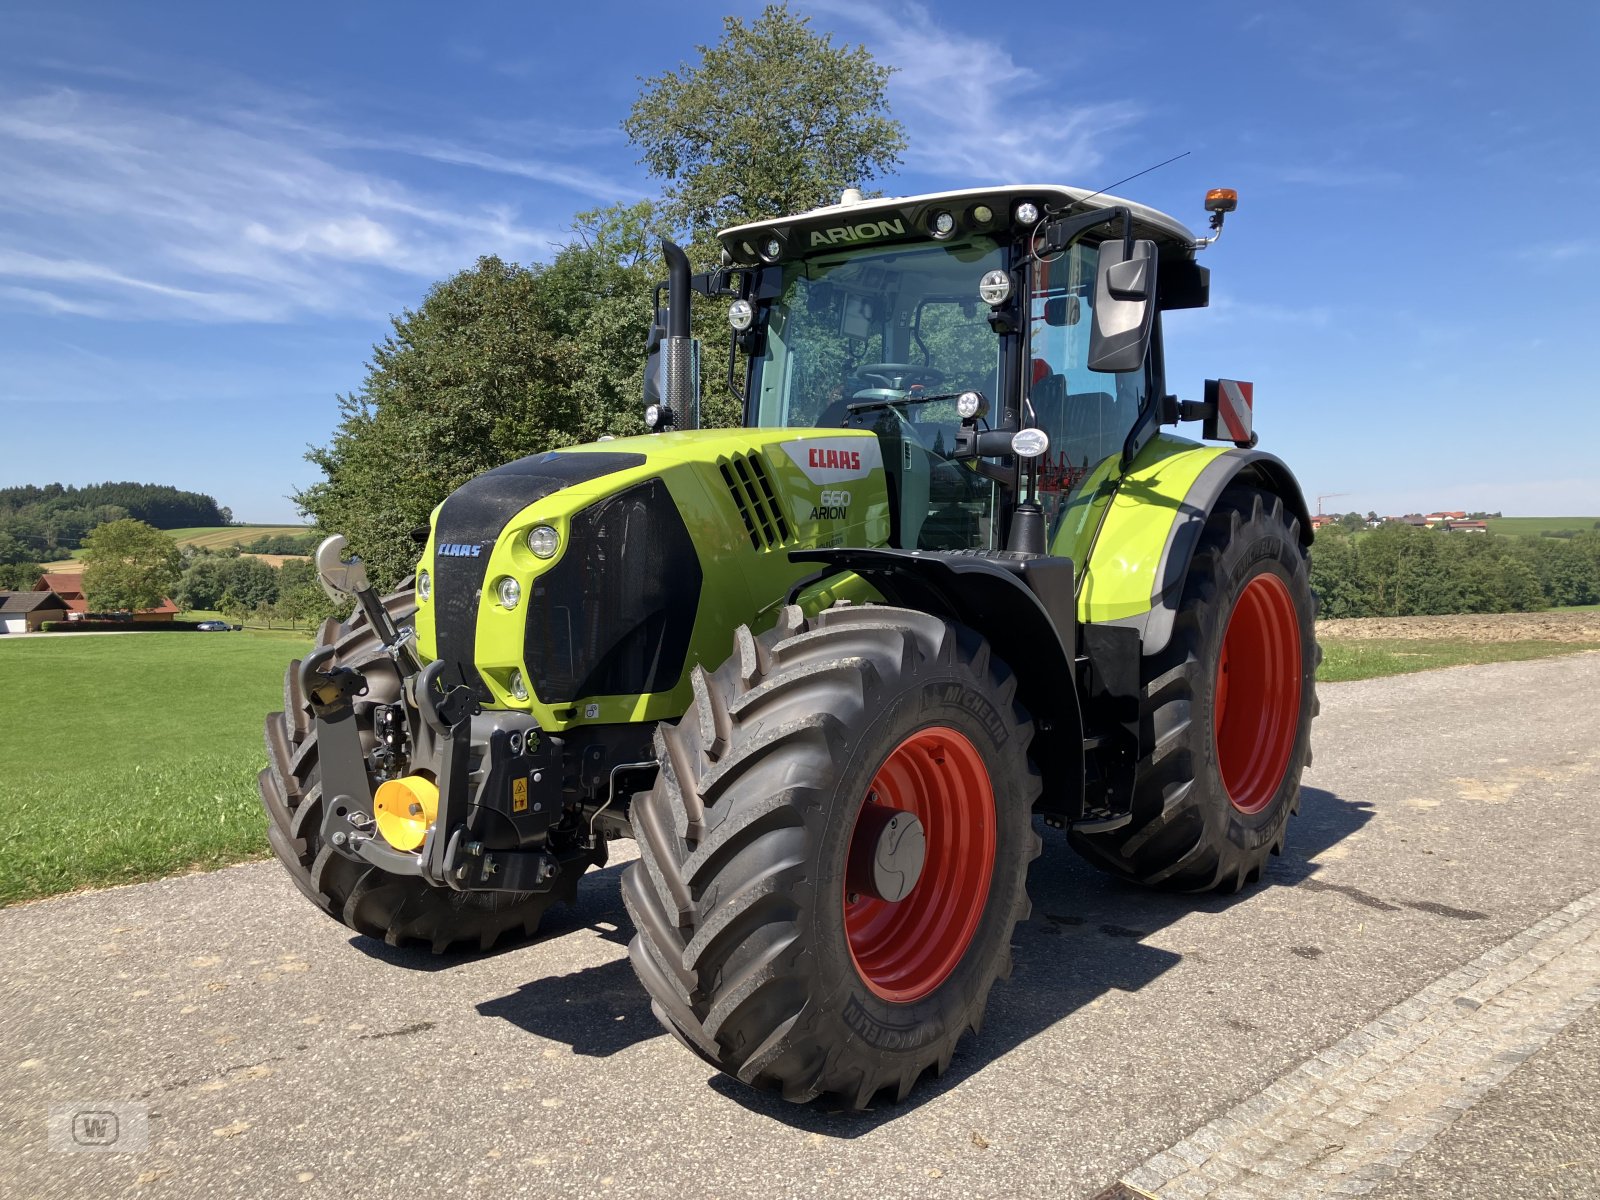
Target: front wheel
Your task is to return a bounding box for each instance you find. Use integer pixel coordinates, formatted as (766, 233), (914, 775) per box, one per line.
(623, 604), (1041, 1108)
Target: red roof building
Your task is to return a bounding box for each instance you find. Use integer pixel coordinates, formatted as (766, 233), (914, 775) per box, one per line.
(34, 572), (179, 620)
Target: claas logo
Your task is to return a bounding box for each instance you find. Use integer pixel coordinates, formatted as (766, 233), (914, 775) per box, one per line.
(808, 447), (861, 470)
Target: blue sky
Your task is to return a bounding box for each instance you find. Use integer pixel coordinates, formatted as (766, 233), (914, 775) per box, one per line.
(2, 1), (1596, 522)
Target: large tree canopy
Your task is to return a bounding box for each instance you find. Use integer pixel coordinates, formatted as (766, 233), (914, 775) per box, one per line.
(296, 205), (665, 586)
(623, 5), (906, 233)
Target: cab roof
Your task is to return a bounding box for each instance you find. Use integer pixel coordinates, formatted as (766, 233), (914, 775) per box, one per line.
(718, 184), (1199, 266)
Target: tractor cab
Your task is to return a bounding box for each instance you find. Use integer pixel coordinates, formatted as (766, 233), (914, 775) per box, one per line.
(704, 185), (1216, 554)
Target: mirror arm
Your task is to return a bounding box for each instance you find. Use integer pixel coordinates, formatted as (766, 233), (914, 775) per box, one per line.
(1041, 205), (1134, 257)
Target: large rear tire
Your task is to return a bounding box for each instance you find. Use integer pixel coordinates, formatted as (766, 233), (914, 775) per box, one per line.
(1070, 486), (1318, 892)
(259, 591), (577, 952)
(623, 604), (1041, 1108)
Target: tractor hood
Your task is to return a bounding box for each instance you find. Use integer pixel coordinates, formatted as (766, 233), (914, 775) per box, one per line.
(410, 429), (892, 728)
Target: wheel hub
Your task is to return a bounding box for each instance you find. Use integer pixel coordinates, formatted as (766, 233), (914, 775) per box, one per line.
(1214, 571), (1302, 814)
(843, 726), (996, 1003)
(846, 803), (926, 903)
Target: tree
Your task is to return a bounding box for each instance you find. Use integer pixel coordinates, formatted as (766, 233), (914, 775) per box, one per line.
(623, 5), (906, 234)
(220, 556), (281, 609)
(297, 207), (676, 588)
(79, 519), (181, 613)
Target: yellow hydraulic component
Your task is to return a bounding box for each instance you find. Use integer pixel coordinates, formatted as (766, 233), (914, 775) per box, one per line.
(372, 775), (440, 852)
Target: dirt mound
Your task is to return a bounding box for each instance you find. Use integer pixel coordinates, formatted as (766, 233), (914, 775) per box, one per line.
(1316, 610), (1600, 643)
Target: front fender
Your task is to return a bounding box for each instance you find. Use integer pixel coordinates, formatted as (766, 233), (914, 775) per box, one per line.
(790, 547), (1086, 820)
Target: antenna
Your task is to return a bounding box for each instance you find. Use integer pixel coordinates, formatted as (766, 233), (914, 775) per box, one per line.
(1065, 151), (1191, 212)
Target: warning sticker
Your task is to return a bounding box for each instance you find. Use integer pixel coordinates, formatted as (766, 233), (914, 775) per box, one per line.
(512, 777), (528, 813)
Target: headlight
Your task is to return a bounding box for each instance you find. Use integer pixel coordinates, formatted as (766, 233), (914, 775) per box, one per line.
(417, 569), (431, 602)
(728, 298), (753, 330)
(645, 404), (660, 429)
(526, 525), (560, 559)
(496, 576), (521, 610)
(978, 270), (1011, 306)
(1015, 201), (1040, 226)
(956, 391), (988, 420)
(1011, 428), (1050, 459)
(509, 669), (529, 701)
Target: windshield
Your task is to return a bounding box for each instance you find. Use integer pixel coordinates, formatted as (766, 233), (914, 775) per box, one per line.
(749, 237), (1007, 551)
(750, 237), (1005, 430)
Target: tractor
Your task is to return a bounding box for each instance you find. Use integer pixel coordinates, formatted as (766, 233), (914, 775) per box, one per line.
(261, 183), (1317, 1108)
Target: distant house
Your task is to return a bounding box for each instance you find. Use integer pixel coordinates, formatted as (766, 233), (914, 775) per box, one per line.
(1423, 511), (1468, 527)
(1400, 514), (1429, 527)
(1442, 519), (1488, 533)
(0, 589), (69, 633)
(1310, 514), (1338, 531)
(33, 571), (179, 622)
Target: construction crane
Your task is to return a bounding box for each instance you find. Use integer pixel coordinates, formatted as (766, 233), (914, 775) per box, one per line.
(1316, 492), (1349, 517)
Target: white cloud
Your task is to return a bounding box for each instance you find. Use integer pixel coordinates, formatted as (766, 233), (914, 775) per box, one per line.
(807, 1), (1144, 182)
(0, 84), (629, 323)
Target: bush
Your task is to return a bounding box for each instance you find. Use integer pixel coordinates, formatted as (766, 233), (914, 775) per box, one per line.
(1309, 525), (1592, 618)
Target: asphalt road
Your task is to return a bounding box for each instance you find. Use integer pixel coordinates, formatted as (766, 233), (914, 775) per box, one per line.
(3, 652), (1598, 1200)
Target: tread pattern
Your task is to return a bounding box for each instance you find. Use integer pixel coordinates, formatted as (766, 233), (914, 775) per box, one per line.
(259, 591), (576, 952)
(624, 604), (1042, 1108)
(1071, 488), (1319, 893)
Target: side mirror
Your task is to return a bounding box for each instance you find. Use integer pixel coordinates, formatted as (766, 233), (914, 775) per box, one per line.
(1088, 238), (1157, 373)
(1043, 295), (1080, 327)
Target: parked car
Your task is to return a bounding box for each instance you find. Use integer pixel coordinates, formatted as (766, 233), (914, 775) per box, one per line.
(195, 621), (232, 631)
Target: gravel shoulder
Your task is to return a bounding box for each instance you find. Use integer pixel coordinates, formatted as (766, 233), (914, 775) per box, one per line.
(1317, 608), (1600, 643)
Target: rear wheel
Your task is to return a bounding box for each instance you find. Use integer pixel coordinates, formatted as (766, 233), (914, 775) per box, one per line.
(623, 604), (1040, 1108)
(259, 591), (577, 952)
(1070, 486), (1318, 892)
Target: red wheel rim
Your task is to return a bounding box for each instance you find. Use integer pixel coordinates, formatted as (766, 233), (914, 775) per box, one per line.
(844, 726), (996, 1003)
(1214, 572), (1302, 815)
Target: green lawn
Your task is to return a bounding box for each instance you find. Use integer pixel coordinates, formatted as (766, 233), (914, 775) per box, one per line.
(0, 630), (307, 906)
(1483, 516), (1599, 538)
(1318, 638), (1600, 683)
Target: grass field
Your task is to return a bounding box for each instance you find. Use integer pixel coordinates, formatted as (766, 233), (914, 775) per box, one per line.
(164, 524), (311, 549)
(38, 524), (312, 571)
(1317, 638), (1600, 683)
(0, 631), (306, 906)
(1483, 516), (1600, 537)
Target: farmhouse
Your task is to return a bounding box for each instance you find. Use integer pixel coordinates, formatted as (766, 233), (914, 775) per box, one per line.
(0, 590), (69, 634)
(33, 572), (180, 621)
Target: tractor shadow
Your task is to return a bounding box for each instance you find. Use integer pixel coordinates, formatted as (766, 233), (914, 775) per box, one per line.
(350, 787), (1371, 1125)
(707, 785), (1372, 1134)
(351, 859), (663, 1057)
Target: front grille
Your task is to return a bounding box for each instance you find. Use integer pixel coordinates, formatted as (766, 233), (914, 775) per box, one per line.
(720, 453), (792, 550)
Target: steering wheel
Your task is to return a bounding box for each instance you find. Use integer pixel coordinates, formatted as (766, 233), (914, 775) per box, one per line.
(850, 362), (946, 391)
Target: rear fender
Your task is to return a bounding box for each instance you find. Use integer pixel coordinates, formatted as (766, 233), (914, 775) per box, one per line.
(790, 547), (1086, 820)
(1080, 435), (1311, 656)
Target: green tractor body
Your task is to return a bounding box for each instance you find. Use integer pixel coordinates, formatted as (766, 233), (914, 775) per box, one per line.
(264, 183), (1317, 1107)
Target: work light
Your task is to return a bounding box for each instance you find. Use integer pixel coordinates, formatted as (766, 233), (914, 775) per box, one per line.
(496, 576), (521, 610)
(417, 569), (431, 602)
(728, 299), (753, 330)
(1011, 428), (1050, 459)
(978, 270), (1011, 306)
